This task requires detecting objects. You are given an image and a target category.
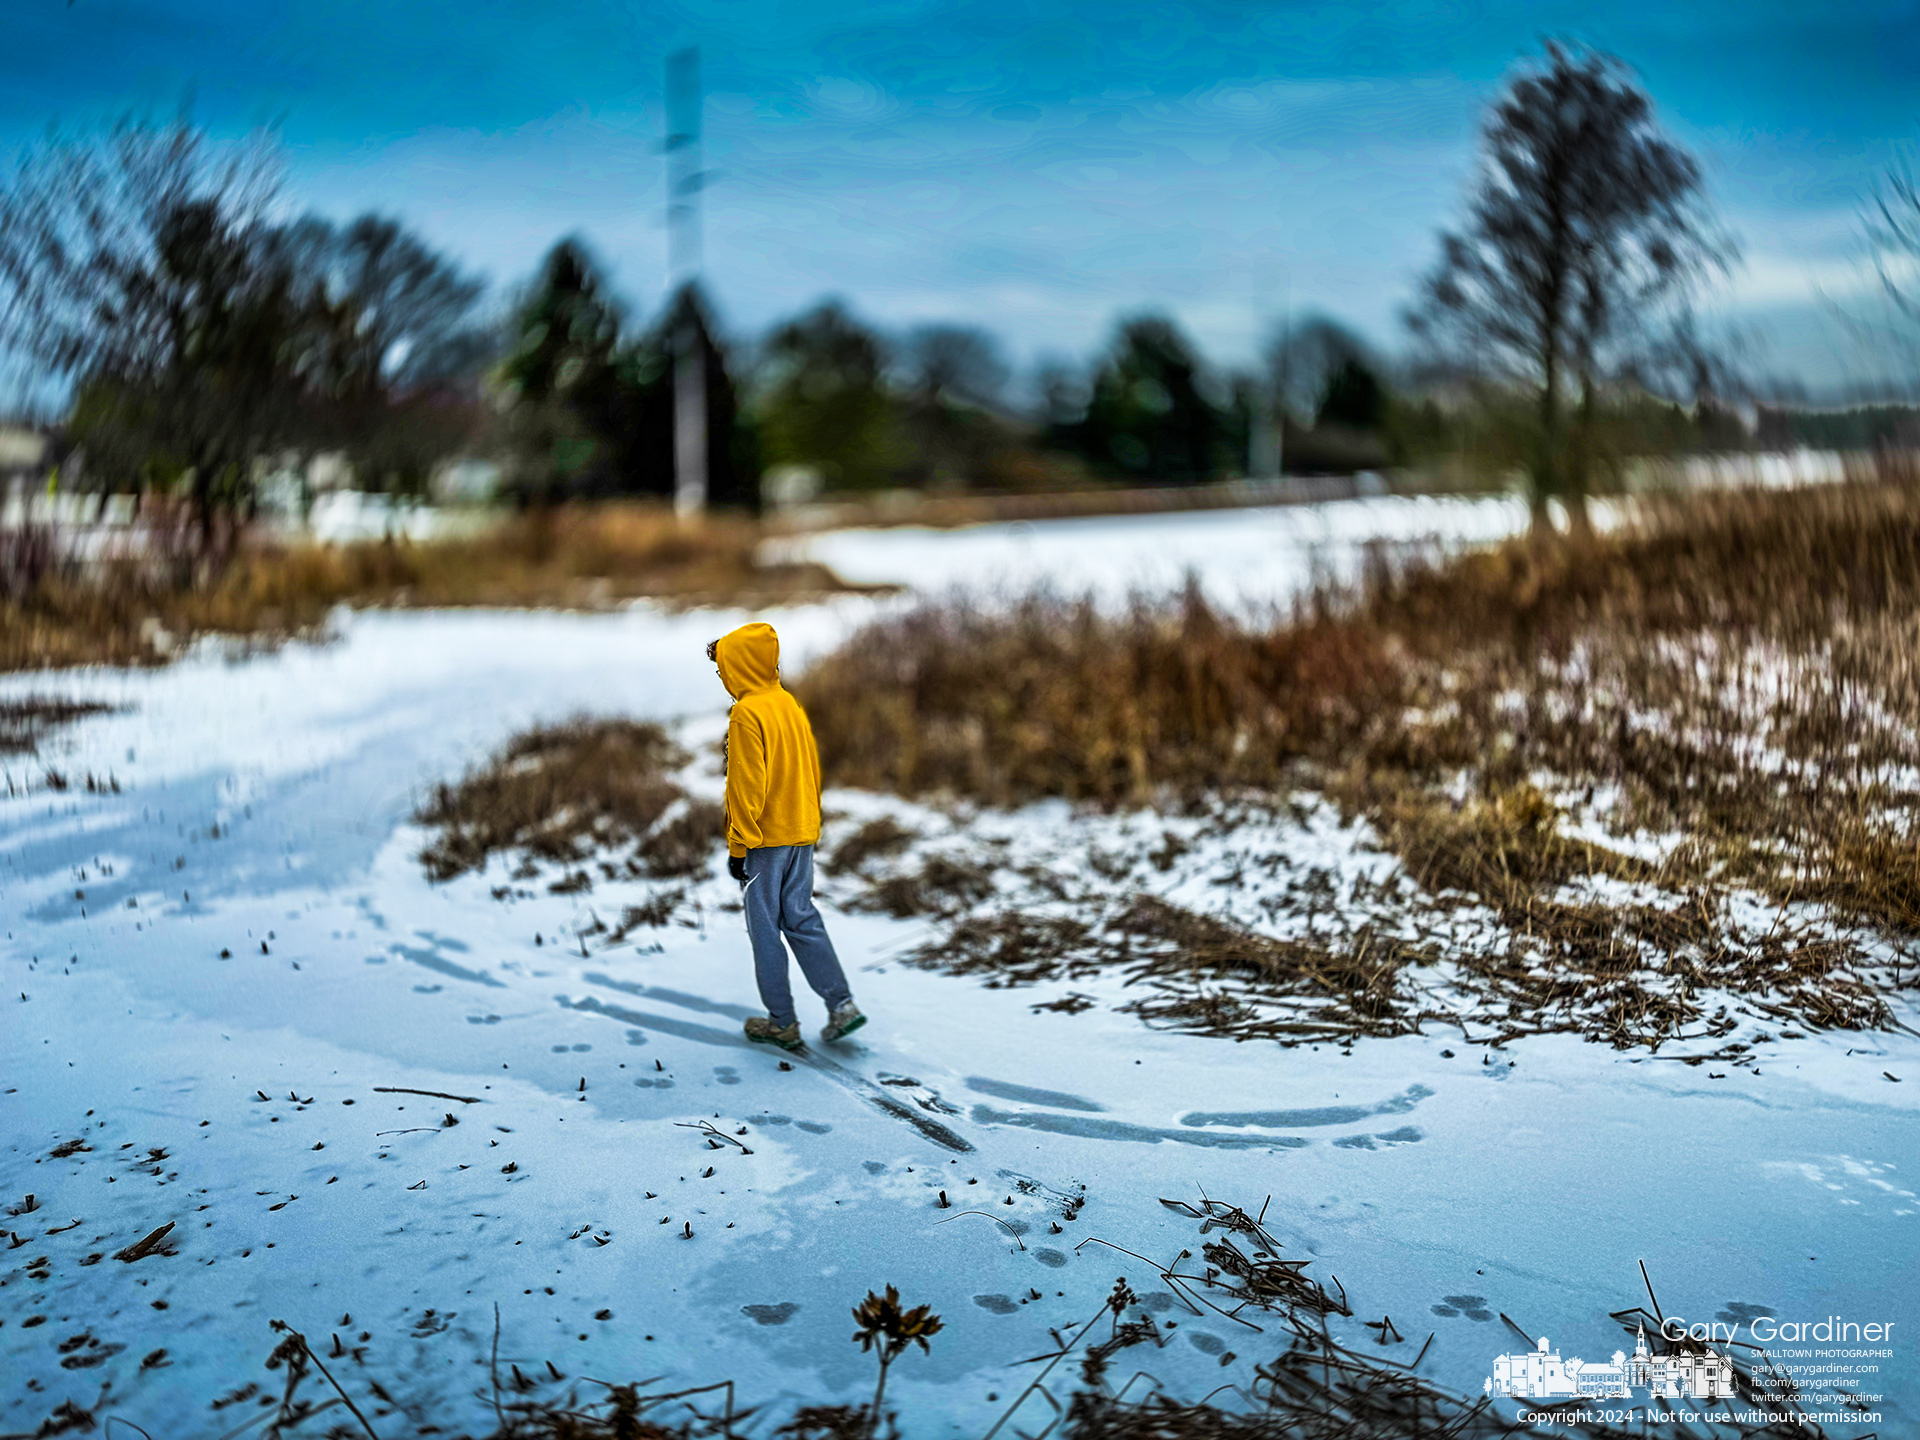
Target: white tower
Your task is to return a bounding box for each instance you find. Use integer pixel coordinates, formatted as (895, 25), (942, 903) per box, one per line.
(666, 47), (708, 521)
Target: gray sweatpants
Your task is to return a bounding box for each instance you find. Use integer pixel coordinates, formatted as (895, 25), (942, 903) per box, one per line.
(741, 844), (852, 1028)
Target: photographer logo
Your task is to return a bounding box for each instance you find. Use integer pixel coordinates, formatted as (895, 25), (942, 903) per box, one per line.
(1485, 1326), (1735, 1401)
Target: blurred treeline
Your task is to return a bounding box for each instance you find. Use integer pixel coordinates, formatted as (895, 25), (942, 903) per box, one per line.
(485, 261), (1794, 507)
(1, 73), (1911, 539)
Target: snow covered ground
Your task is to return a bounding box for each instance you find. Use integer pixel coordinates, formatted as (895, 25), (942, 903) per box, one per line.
(762, 492), (1539, 611)
(3, 497), (1916, 1435)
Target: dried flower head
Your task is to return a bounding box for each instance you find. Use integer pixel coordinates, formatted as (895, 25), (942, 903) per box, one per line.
(851, 1284), (944, 1359)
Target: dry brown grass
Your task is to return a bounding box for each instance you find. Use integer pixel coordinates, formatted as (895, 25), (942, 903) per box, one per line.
(1109, 897), (1429, 1041)
(1372, 783), (1652, 899)
(861, 876), (1432, 1045)
(415, 718), (722, 895)
(797, 582), (1399, 806)
(0, 502), (876, 672)
(826, 815), (920, 874)
(0, 695), (113, 754)
(844, 852), (999, 919)
(801, 468), (1920, 1046)
(865, 856), (1894, 1049)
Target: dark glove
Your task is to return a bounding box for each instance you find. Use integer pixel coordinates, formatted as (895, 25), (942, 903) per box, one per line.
(728, 854), (747, 885)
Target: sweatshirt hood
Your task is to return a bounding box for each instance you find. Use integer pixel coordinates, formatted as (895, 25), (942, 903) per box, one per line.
(715, 622), (780, 699)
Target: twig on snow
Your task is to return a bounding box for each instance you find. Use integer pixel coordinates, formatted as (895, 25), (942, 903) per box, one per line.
(933, 1209), (1027, 1250)
(373, 1085), (481, 1104)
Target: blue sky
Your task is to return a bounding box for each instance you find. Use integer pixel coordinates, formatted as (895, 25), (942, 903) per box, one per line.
(7, 0), (1919, 396)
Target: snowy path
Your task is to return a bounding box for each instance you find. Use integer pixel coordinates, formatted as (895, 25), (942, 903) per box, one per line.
(3, 499), (1917, 1435)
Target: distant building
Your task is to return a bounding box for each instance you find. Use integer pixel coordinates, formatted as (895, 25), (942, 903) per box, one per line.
(0, 426), (47, 477)
(429, 457), (502, 505)
(762, 463), (824, 510)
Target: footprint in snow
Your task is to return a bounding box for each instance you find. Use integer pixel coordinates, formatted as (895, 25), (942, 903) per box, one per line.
(742, 1303), (799, 1326)
(965, 1077), (1107, 1113)
(411, 1309), (453, 1336)
(1432, 1296), (1493, 1322)
(974, 1294), (1019, 1315)
(1336, 1126), (1426, 1150)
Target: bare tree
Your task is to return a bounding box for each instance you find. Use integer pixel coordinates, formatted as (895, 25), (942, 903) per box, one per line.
(282, 213), (488, 400)
(0, 119), (280, 390)
(1406, 43), (1732, 531)
(896, 324), (1010, 412)
(274, 211), (492, 494)
(0, 120), (300, 546)
(0, 120), (493, 536)
(1857, 157), (1920, 387)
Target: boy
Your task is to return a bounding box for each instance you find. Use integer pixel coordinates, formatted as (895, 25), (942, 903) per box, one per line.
(709, 622), (865, 1050)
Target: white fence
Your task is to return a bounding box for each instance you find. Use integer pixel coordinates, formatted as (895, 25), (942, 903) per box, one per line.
(1, 490), (137, 528)
(1623, 448), (1854, 491)
(0, 481), (487, 561)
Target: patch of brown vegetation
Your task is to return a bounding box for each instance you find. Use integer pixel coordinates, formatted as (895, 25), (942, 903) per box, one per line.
(0, 695), (113, 754)
(918, 912), (1100, 986)
(885, 891), (1428, 1046)
(637, 801), (730, 879)
(826, 815), (920, 874)
(1112, 896), (1427, 1039)
(843, 853), (998, 919)
(797, 581), (1400, 806)
(415, 718), (721, 893)
(1373, 783), (1653, 899)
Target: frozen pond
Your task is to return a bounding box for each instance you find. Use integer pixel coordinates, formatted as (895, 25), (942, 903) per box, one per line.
(2, 497), (1914, 1435)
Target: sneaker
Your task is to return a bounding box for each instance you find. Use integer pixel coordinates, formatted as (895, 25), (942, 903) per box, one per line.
(821, 1002), (867, 1043)
(745, 1016), (803, 1051)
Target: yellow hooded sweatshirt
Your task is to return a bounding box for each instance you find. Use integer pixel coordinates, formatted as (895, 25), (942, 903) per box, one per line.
(715, 622), (822, 858)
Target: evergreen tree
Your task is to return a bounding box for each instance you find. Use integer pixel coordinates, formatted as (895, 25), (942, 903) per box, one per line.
(497, 237), (630, 501)
(1316, 358), (1387, 432)
(1061, 315), (1227, 484)
(755, 299), (902, 492)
